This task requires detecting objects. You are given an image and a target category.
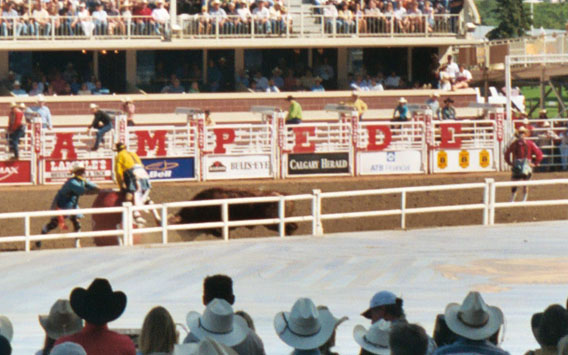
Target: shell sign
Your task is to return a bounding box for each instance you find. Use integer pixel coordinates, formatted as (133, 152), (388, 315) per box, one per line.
(479, 149), (490, 168)
(437, 151), (448, 169)
(459, 150), (470, 169)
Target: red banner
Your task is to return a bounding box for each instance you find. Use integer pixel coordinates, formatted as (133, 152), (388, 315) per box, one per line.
(33, 121), (42, 154)
(495, 111), (504, 142)
(0, 160), (32, 184)
(43, 159), (113, 184)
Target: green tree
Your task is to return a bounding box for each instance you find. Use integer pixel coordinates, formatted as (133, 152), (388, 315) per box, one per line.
(487, 0), (532, 39)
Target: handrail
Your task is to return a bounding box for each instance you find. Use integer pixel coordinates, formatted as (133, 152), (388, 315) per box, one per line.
(3, 178), (568, 252)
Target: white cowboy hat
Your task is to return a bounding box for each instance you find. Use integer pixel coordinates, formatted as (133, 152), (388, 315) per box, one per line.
(39, 299), (83, 340)
(274, 298), (340, 350)
(0, 316), (13, 342)
(10, 102), (17, 108)
(89, 103), (99, 109)
(173, 338), (238, 355)
(70, 162), (86, 174)
(353, 319), (391, 354)
(19, 103), (26, 109)
(186, 299), (249, 347)
(444, 291), (503, 341)
(399, 97), (407, 103)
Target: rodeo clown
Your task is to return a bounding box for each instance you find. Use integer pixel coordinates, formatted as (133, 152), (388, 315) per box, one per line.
(40, 162), (100, 246)
(113, 142), (157, 226)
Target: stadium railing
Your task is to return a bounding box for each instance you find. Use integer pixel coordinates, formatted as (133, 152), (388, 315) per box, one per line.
(3, 178), (568, 252)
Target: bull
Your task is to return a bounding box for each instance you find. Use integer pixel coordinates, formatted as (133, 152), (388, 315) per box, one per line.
(168, 187), (298, 237)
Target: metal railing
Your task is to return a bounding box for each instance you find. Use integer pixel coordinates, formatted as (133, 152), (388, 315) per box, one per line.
(3, 178), (568, 252)
(0, 12), (461, 40)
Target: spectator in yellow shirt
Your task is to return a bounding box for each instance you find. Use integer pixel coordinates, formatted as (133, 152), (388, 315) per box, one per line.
(350, 91), (368, 121)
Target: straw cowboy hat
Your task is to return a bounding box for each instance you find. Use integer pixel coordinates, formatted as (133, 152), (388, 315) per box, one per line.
(540, 109), (547, 115)
(530, 304), (568, 346)
(173, 337), (238, 355)
(9, 102), (17, 108)
(70, 162), (86, 174)
(70, 278), (127, 325)
(516, 126), (528, 136)
(398, 97), (407, 104)
(89, 103), (99, 109)
(444, 291), (503, 341)
(353, 319), (391, 354)
(274, 298), (342, 350)
(0, 316), (13, 342)
(186, 299), (250, 347)
(121, 97), (133, 103)
(39, 299), (83, 339)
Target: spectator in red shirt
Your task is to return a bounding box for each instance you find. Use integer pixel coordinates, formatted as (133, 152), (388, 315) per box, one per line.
(504, 126), (543, 202)
(7, 102), (25, 160)
(54, 278), (136, 355)
(133, 0), (153, 34)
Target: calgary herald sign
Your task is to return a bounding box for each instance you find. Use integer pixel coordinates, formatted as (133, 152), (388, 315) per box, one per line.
(288, 153), (350, 175)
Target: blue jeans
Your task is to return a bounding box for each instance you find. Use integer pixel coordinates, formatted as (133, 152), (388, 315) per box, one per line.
(93, 123), (112, 150)
(9, 126), (25, 158)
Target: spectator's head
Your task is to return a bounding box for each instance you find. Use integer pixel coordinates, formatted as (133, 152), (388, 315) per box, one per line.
(114, 142), (126, 152)
(50, 342), (86, 355)
(317, 305), (348, 355)
(531, 304), (568, 347)
(0, 316), (13, 344)
(156, 0), (164, 7)
(37, 95), (46, 106)
(286, 95), (294, 102)
(203, 274), (235, 306)
(389, 323), (428, 355)
(398, 97), (407, 107)
(39, 299), (83, 340)
(95, 80), (102, 89)
(353, 319), (391, 354)
(9, 102), (17, 110)
(443, 291), (503, 341)
(352, 91), (359, 99)
(430, 92), (440, 101)
(447, 55), (453, 63)
(140, 306), (178, 355)
(433, 314), (458, 347)
(234, 310), (255, 330)
(12, 80), (21, 89)
(211, 0), (221, 8)
(89, 103), (99, 113)
(186, 298), (249, 347)
(443, 97), (454, 106)
(0, 335), (11, 355)
(362, 291), (405, 323)
(274, 298), (343, 351)
(69, 278), (127, 326)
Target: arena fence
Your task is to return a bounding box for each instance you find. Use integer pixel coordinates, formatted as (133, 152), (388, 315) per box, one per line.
(2, 178), (568, 252)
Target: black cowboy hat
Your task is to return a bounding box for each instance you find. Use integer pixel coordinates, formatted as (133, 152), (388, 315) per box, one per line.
(70, 278), (127, 325)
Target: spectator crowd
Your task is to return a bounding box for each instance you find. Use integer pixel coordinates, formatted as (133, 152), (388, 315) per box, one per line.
(2, 274), (568, 354)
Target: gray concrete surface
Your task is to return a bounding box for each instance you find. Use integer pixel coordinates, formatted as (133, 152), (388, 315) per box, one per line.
(2, 221), (567, 354)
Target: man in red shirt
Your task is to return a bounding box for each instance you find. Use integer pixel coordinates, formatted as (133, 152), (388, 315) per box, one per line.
(132, 0), (153, 35)
(54, 278), (136, 355)
(504, 126), (543, 202)
(7, 102), (25, 160)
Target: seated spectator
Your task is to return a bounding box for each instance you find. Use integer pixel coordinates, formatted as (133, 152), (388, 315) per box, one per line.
(32, 2), (51, 36)
(183, 274), (265, 355)
(253, 0), (271, 34)
(317, 305), (347, 355)
(107, 2), (125, 35)
(384, 71), (401, 89)
(29, 81), (44, 96)
(236, 0), (252, 32)
(78, 83), (92, 95)
(270, 2), (286, 34)
(37, 299), (83, 355)
(311, 77), (325, 92)
(266, 79), (280, 92)
(353, 319), (391, 355)
(274, 298), (344, 354)
(452, 64), (472, 90)
(389, 323), (429, 355)
(441, 98), (455, 120)
(392, 98), (409, 122)
(338, 1), (355, 34)
(525, 304), (568, 355)
(73, 3), (95, 37)
(189, 81), (200, 93)
(283, 69), (298, 91)
(152, 0), (170, 36)
(433, 291), (508, 355)
(253, 71), (269, 91)
(271, 67), (284, 89)
(139, 306), (178, 355)
(92, 3), (108, 36)
(161, 77), (185, 93)
(323, 0), (339, 34)
(1, 2), (23, 37)
(54, 278), (136, 355)
(300, 69), (316, 91)
(11, 81), (28, 96)
(92, 80), (110, 95)
(369, 77), (384, 91)
(50, 73), (67, 95)
(50, 342), (86, 355)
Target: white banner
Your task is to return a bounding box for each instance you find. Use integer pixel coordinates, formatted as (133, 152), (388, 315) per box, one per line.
(432, 148), (494, 173)
(358, 151), (423, 175)
(203, 154), (272, 180)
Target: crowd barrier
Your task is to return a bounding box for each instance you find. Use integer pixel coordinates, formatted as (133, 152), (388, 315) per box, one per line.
(2, 177), (568, 251)
(4, 106), (568, 186)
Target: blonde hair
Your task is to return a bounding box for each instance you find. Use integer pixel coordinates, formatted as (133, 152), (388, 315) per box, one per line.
(139, 306), (178, 355)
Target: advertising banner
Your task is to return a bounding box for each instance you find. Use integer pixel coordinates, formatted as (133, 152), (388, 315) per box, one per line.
(203, 154), (272, 180)
(43, 158), (113, 183)
(288, 152), (350, 175)
(142, 157), (196, 180)
(432, 149), (494, 173)
(0, 160), (32, 184)
(358, 151), (423, 175)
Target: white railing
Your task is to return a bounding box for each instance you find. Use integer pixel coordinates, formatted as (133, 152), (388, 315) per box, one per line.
(3, 178), (568, 252)
(204, 123), (273, 154)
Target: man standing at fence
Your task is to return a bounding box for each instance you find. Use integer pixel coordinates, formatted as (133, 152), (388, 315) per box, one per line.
(504, 126), (543, 202)
(29, 95), (52, 129)
(349, 91), (368, 121)
(7, 102), (25, 160)
(285, 95), (302, 124)
(121, 97), (136, 126)
(114, 142), (155, 226)
(87, 103), (113, 151)
(40, 163), (100, 246)
(392, 97), (409, 122)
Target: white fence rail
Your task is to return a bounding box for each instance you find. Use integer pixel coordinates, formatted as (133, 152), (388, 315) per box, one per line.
(3, 178), (568, 252)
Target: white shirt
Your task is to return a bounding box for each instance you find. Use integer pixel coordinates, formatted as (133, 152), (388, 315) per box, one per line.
(253, 7), (270, 20)
(152, 7), (170, 23)
(445, 62), (460, 79)
(92, 9), (108, 23)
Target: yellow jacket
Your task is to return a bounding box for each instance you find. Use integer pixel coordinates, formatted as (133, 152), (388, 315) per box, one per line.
(352, 98), (368, 116)
(114, 149), (142, 188)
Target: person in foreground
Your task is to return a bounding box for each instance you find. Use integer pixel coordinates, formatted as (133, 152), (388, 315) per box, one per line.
(54, 278), (136, 355)
(433, 291), (509, 355)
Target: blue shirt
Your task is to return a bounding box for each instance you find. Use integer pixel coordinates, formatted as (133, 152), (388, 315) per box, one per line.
(30, 105), (53, 129)
(53, 177), (98, 210)
(434, 338), (510, 355)
(394, 104), (409, 120)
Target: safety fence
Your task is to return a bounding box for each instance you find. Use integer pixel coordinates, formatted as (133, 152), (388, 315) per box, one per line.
(2, 177), (567, 252)
(8, 106), (568, 185)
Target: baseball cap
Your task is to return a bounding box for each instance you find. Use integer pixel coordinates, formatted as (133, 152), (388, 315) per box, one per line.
(361, 291), (397, 319)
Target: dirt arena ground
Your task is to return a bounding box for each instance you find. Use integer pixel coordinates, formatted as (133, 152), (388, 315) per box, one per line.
(2, 171), (568, 251)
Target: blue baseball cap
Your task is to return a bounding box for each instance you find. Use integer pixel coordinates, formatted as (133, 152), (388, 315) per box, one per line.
(361, 291), (397, 319)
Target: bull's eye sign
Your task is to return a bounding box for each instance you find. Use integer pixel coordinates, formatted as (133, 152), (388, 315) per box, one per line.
(437, 151), (448, 169)
(459, 150), (470, 169)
